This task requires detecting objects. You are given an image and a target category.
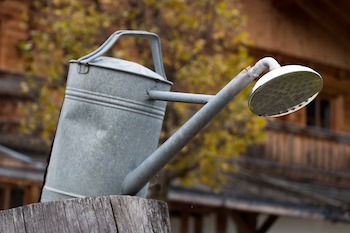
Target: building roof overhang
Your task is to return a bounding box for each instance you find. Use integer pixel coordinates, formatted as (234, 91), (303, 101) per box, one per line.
(273, 0), (350, 48)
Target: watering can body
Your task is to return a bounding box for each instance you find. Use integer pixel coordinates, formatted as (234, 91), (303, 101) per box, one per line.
(41, 31), (172, 201)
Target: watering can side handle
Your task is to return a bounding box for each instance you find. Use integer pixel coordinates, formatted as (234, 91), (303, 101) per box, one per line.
(77, 30), (167, 80)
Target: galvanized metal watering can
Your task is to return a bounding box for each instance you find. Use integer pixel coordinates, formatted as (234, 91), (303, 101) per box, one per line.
(41, 30), (322, 201)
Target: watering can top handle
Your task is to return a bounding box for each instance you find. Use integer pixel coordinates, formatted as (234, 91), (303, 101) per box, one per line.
(77, 30), (167, 80)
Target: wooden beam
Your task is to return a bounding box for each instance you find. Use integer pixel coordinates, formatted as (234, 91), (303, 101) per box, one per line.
(194, 214), (203, 233)
(2, 186), (11, 210)
(295, 0), (350, 47)
(273, 0), (350, 47)
(257, 215), (279, 233)
(230, 210), (257, 233)
(319, 0), (350, 26)
(181, 210), (189, 233)
(246, 45), (350, 80)
(331, 95), (344, 133)
(236, 156), (350, 182)
(23, 185), (41, 205)
(216, 209), (227, 233)
(238, 168), (347, 208)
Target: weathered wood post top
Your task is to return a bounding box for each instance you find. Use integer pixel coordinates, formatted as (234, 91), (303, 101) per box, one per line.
(0, 195), (171, 233)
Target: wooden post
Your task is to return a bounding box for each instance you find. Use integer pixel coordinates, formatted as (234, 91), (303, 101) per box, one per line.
(0, 195), (172, 233)
(230, 210), (257, 233)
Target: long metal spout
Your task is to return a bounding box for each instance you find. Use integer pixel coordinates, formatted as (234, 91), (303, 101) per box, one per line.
(122, 57), (280, 195)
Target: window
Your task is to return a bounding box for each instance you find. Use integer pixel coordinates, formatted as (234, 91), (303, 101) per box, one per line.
(306, 98), (331, 129)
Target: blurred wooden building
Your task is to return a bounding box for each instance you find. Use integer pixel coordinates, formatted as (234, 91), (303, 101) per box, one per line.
(169, 0), (350, 232)
(0, 0), (44, 210)
(1, 0), (350, 232)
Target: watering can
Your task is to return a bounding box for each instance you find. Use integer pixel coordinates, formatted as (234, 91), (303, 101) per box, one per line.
(40, 30), (322, 201)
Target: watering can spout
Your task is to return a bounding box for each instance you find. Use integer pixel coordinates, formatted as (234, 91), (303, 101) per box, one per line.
(122, 57), (300, 195)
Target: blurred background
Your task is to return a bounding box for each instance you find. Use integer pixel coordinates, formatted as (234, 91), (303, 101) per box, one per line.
(0, 0), (350, 232)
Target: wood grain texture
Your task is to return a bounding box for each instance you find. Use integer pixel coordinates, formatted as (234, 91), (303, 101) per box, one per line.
(0, 195), (171, 233)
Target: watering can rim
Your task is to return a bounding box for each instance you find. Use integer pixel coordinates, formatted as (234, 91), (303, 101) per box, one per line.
(70, 56), (173, 85)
